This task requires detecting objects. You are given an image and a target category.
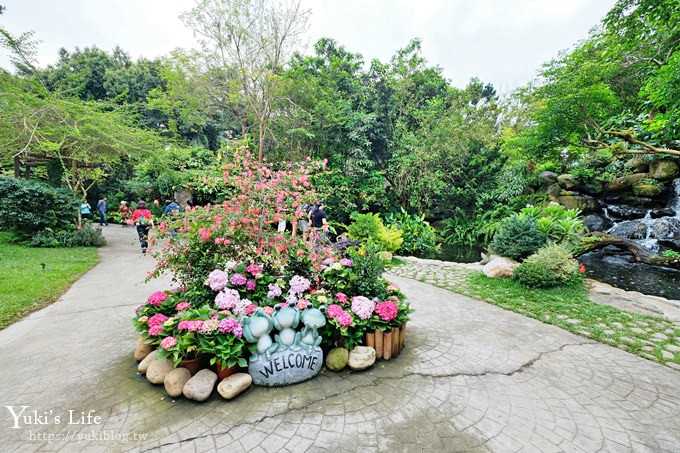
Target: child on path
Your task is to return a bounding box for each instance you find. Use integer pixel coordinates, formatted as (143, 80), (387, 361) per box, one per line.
(131, 200), (154, 254)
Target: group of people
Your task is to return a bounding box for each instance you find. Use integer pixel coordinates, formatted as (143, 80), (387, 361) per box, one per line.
(295, 200), (328, 244)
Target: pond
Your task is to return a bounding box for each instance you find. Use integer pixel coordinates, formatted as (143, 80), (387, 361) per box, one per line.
(579, 251), (680, 301)
(414, 244), (484, 264)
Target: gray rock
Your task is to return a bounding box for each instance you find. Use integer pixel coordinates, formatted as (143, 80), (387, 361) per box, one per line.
(556, 174), (579, 190)
(164, 367), (192, 398)
(544, 182), (561, 198)
(217, 373), (252, 400)
(249, 348), (323, 386)
(604, 173), (647, 192)
(482, 257), (518, 279)
(325, 348), (349, 371)
(557, 194), (599, 213)
(633, 181), (664, 197)
(649, 159), (679, 180)
(582, 214), (612, 232)
(183, 369), (218, 402)
(146, 358), (175, 384)
(348, 346), (376, 370)
(539, 171), (558, 183)
(134, 338), (154, 361)
(138, 350), (158, 374)
(626, 158), (648, 173)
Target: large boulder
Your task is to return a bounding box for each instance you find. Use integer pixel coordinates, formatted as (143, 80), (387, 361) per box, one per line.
(183, 369), (218, 402)
(649, 159), (679, 181)
(248, 348), (323, 386)
(582, 214), (613, 232)
(582, 179), (604, 195)
(626, 158), (648, 173)
(604, 173), (647, 192)
(556, 174), (579, 190)
(544, 182), (561, 199)
(164, 368), (192, 398)
(217, 373), (252, 400)
(348, 346), (376, 370)
(633, 181), (664, 197)
(134, 338), (154, 362)
(138, 350), (158, 374)
(146, 358), (175, 385)
(539, 171), (558, 183)
(482, 257), (518, 279)
(557, 194), (599, 213)
(325, 348), (349, 371)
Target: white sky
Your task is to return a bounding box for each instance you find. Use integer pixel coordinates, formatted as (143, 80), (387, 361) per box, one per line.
(0, 0), (616, 92)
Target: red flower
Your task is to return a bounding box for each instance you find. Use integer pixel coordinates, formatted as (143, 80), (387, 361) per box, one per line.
(579, 263), (586, 273)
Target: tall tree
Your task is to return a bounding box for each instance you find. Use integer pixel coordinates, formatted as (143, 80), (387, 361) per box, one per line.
(181, 0), (310, 161)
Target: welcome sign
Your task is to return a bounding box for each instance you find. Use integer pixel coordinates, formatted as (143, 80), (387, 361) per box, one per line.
(248, 349), (323, 386)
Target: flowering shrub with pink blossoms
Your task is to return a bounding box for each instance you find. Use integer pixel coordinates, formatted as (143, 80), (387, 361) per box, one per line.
(135, 144), (413, 365)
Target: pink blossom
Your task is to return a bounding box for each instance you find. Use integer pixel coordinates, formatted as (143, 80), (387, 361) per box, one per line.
(232, 298), (251, 316)
(198, 228), (211, 241)
(147, 314), (168, 328)
(337, 312), (353, 327)
(289, 275), (311, 294)
(147, 291), (169, 306)
(246, 279), (257, 291)
(326, 304), (345, 319)
(351, 296), (375, 320)
(160, 336), (177, 350)
(386, 283), (400, 292)
(335, 293), (348, 304)
(175, 302), (191, 311)
(230, 273), (247, 286)
(200, 318), (219, 333)
(245, 304), (258, 315)
(267, 283), (282, 299)
(218, 317), (243, 338)
(246, 264), (263, 276)
(339, 258), (353, 267)
(263, 306), (274, 316)
(375, 301), (398, 321)
(148, 325), (164, 336)
(323, 258), (335, 266)
(215, 288), (241, 310)
(207, 269), (229, 291)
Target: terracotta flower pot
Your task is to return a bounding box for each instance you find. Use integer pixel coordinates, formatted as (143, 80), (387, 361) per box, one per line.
(216, 362), (240, 380)
(180, 356), (204, 376)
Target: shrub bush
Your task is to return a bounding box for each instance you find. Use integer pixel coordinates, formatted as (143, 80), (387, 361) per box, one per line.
(488, 215), (547, 260)
(519, 203), (587, 251)
(31, 225), (107, 248)
(347, 212), (403, 253)
(385, 209), (438, 255)
(0, 177), (79, 236)
(513, 244), (581, 288)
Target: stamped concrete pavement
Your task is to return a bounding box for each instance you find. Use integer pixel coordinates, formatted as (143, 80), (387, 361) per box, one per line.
(1, 227), (680, 452)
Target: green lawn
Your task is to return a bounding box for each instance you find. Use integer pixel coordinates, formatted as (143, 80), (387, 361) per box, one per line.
(0, 232), (100, 329)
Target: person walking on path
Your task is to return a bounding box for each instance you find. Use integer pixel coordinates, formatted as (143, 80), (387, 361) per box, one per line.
(97, 197), (108, 226)
(132, 200), (154, 254)
(310, 200), (329, 246)
(80, 200), (92, 220)
(119, 201), (132, 227)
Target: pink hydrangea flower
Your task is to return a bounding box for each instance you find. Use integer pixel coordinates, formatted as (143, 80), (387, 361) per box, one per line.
(218, 318), (243, 338)
(375, 301), (398, 321)
(147, 291), (169, 306)
(386, 283), (400, 292)
(267, 283), (282, 299)
(230, 273), (247, 286)
(147, 313), (168, 328)
(207, 269), (229, 291)
(232, 298), (251, 317)
(215, 288), (241, 310)
(336, 293), (348, 304)
(161, 336), (177, 350)
(148, 325), (164, 336)
(200, 318), (219, 333)
(289, 275), (311, 294)
(339, 258), (353, 267)
(337, 312), (353, 327)
(351, 296), (375, 320)
(175, 302), (191, 311)
(187, 320), (203, 332)
(326, 304), (344, 319)
(263, 306), (274, 316)
(246, 264), (263, 276)
(322, 258), (335, 266)
(246, 279), (257, 291)
(245, 304), (258, 315)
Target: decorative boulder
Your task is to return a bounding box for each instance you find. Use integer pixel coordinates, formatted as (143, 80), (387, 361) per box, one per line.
(183, 369), (218, 402)
(633, 181), (664, 197)
(649, 159), (679, 181)
(146, 358), (175, 385)
(539, 171), (558, 183)
(482, 257), (518, 279)
(348, 346), (376, 370)
(138, 350), (158, 374)
(544, 182), (561, 199)
(248, 348), (323, 386)
(626, 158), (648, 173)
(604, 173), (647, 192)
(326, 348), (349, 371)
(164, 368), (192, 398)
(582, 214), (612, 232)
(217, 373), (252, 400)
(557, 194), (599, 213)
(134, 338), (154, 361)
(556, 174), (579, 190)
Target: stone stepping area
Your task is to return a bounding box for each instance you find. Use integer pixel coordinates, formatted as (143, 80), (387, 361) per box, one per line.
(390, 259), (680, 371)
(1, 228), (679, 451)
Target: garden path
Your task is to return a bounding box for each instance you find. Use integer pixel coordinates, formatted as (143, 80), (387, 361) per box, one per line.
(0, 227), (679, 452)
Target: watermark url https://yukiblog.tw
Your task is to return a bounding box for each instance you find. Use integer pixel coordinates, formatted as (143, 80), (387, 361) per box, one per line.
(5, 406), (147, 444)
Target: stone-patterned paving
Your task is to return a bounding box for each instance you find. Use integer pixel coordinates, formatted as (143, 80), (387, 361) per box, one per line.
(1, 229), (680, 451)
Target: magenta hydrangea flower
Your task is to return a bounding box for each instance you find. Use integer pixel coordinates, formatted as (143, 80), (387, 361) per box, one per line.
(215, 288), (241, 310)
(267, 283), (282, 299)
(336, 292), (348, 304)
(207, 269), (229, 291)
(245, 304), (258, 315)
(147, 313), (168, 328)
(322, 258), (335, 266)
(246, 279), (257, 291)
(326, 304), (344, 319)
(147, 291), (169, 306)
(230, 273), (247, 286)
(187, 320), (203, 332)
(175, 302), (191, 311)
(148, 325), (164, 336)
(339, 258), (353, 267)
(351, 296), (375, 320)
(375, 301), (398, 321)
(218, 318), (243, 338)
(289, 275), (311, 294)
(160, 336), (177, 350)
(337, 312), (353, 327)
(246, 264), (263, 276)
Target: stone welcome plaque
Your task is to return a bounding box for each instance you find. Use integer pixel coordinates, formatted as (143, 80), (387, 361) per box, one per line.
(249, 348), (323, 386)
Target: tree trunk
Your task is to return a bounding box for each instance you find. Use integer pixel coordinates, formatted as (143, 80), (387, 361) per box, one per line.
(576, 233), (680, 269)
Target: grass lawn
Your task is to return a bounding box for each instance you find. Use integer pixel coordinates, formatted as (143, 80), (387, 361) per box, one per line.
(0, 231), (100, 329)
